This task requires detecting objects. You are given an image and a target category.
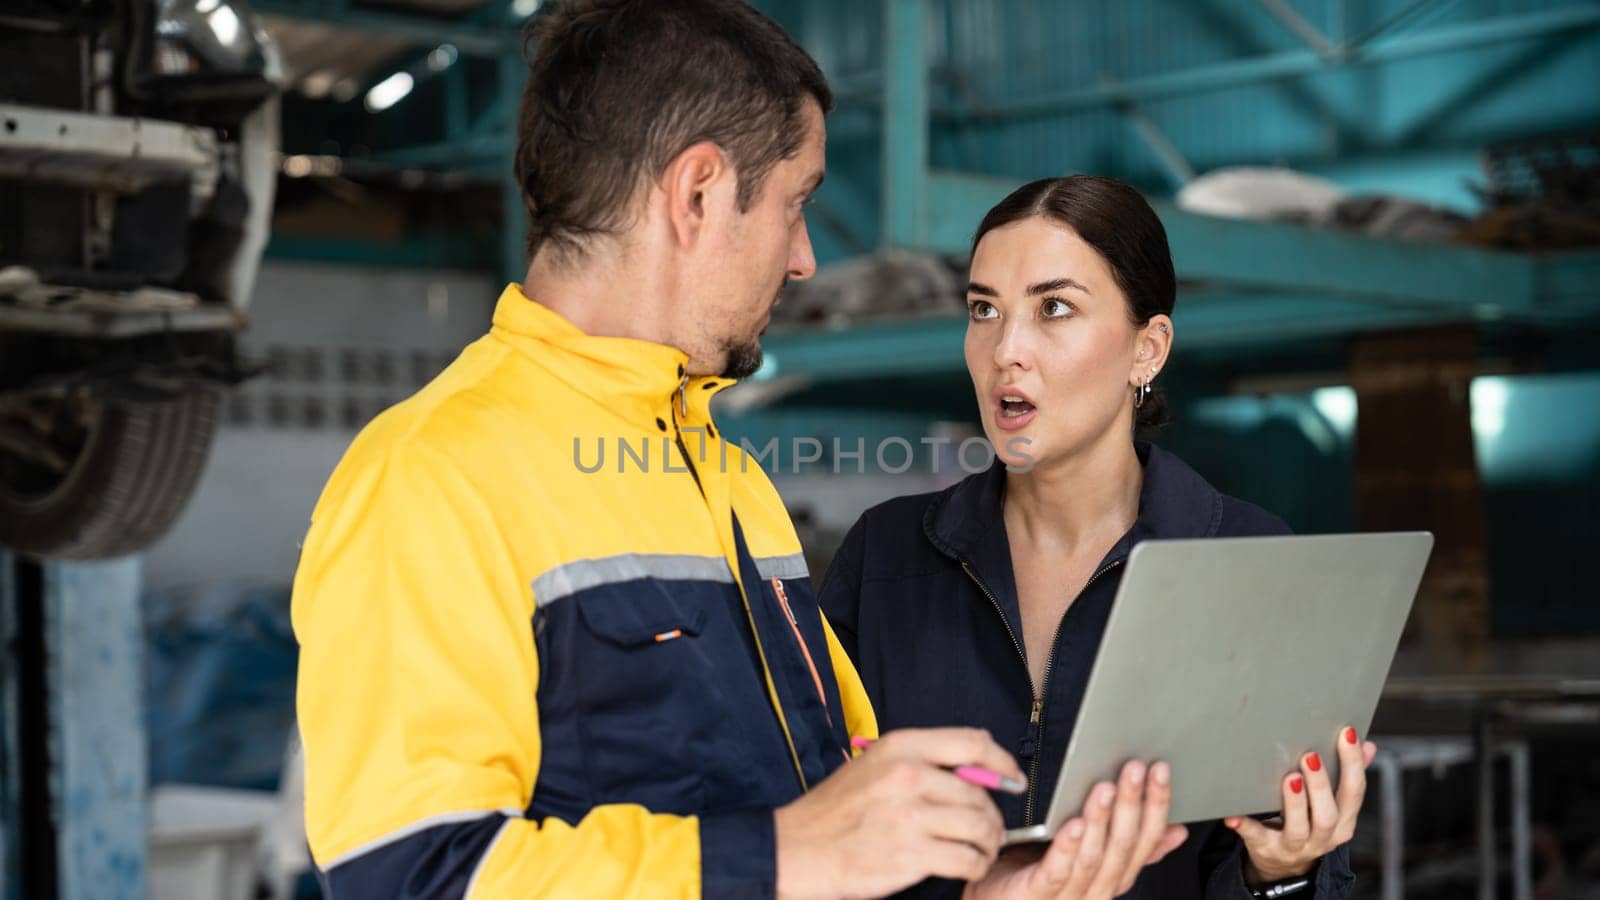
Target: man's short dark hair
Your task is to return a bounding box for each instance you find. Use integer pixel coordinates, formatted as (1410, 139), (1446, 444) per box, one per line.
(515, 0), (833, 264)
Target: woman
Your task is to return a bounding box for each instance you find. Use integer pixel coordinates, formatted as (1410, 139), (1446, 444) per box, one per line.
(820, 176), (1375, 899)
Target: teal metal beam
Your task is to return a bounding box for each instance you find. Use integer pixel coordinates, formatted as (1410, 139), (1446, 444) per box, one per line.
(921, 170), (1003, 255)
(915, 5), (1600, 122)
(760, 316), (963, 382)
(881, 0), (927, 248)
(758, 274), (1600, 387)
(253, 0), (516, 56)
(266, 234), (498, 270)
(768, 155), (1598, 387)
(758, 296), (1447, 385)
(1327, 0), (1350, 46)
(1255, 0), (1338, 58)
(1348, 0), (1451, 48)
(1390, 32), (1587, 148)
(922, 171), (1546, 311)
(1101, 76), (1196, 189)
(1157, 205), (1535, 311)
(1538, 254), (1600, 315)
(1356, 4), (1600, 61)
(1174, 292), (1455, 344)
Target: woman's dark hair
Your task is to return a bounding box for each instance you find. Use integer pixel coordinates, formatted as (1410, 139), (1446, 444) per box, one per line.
(516, 0), (832, 265)
(971, 175), (1176, 432)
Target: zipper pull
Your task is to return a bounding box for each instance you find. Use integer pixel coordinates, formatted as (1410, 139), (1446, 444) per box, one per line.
(1019, 697), (1043, 760)
(771, 578), (799, 626)
(677, 373), (689, 419)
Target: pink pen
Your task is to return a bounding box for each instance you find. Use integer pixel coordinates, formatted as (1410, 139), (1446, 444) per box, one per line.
(851, 736), (1027, 795)
(954, 765), (1027, 795)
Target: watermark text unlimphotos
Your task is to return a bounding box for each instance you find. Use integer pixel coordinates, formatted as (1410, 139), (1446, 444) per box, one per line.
(573, 430), (1035, 475)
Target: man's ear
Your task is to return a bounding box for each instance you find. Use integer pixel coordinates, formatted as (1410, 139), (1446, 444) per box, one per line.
(661, 141), (731, 248)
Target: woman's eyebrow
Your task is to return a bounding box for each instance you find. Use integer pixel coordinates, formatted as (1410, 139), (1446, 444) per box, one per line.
(1026, 277), (1090, 296)
(966, 282), (999, 297)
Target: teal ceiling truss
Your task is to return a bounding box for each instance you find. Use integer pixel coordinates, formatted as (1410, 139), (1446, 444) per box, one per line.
(257, 0), (1599, 361)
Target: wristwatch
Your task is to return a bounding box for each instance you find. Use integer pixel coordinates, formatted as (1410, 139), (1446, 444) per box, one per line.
(1248, 876), (1311, 898)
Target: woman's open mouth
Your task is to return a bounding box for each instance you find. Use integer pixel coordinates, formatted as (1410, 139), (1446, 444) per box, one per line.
(994, 394), (1036, 431)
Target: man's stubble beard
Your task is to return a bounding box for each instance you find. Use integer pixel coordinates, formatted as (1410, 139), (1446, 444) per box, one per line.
(717, 282), (785, 379)
(719, 338), (763, 379)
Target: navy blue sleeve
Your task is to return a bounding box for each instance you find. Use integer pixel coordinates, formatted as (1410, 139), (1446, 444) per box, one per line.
(817, 514), (869, 665)
(319, 809), (781, 899)
(321, 813), (510, 899)
(1311, 846), (1358, 898)
(700, 807), (778, 898)
(1200, 818), (1254, 899)
(1199, 807), (1357, 899)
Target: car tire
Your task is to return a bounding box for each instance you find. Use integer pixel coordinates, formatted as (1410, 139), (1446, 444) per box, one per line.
(0, 388), (218, 560)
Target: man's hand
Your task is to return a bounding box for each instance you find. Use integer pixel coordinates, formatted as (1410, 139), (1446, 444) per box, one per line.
(965, 761), (1188, 900)
(774, 728), (1022, 900)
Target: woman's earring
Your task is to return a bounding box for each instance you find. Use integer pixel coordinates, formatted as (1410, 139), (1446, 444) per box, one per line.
(1135, 379), (1151, 409)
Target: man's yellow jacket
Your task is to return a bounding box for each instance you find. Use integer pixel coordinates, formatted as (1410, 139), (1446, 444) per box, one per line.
(293, 285), (876, 897)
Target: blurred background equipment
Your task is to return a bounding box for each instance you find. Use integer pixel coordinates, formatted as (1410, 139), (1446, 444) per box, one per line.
(1, 0), (1598, 898)
(1, 0), (283, 560)
(1463, 129), (1600, 250)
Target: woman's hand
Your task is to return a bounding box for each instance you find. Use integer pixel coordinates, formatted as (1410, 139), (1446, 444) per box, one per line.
(966, 760), (1189, 900)
(1224, 726), (1379, 885)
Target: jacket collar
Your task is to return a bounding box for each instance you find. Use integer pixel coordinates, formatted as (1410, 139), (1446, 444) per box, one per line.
(489, 283), (733, 427)
(923, 441), (1226, 569)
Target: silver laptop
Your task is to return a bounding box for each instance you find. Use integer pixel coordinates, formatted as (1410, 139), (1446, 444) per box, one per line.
(1006, 532), (1432, 844)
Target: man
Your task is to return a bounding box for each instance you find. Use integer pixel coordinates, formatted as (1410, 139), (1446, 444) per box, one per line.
(293, 2), (1182, 897)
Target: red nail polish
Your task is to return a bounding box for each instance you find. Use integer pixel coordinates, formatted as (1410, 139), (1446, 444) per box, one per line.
(1344, 727), (1358, 745)
(1307, 753), (1323, 773)
(1290, 776), (1304, 794)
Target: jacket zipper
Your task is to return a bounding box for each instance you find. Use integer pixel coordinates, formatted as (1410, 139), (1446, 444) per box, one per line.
(771, 578), (832, 725)
(960, 560), (1031, 685)
(964, 557), (1124, 826)
(674, 430), (704, 496)
(772, 578), (850, 762)
(671, 378), (810, 790)
(1023, 559), (1124, 825)
(960, 560), (1040, 788)
(673, 375), (702, 495)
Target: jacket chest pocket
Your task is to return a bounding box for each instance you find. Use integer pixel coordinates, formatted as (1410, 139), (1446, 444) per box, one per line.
(555, 582), (781, 812)
(570, 585), (722, 722)
(577, 589), (709, 649)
